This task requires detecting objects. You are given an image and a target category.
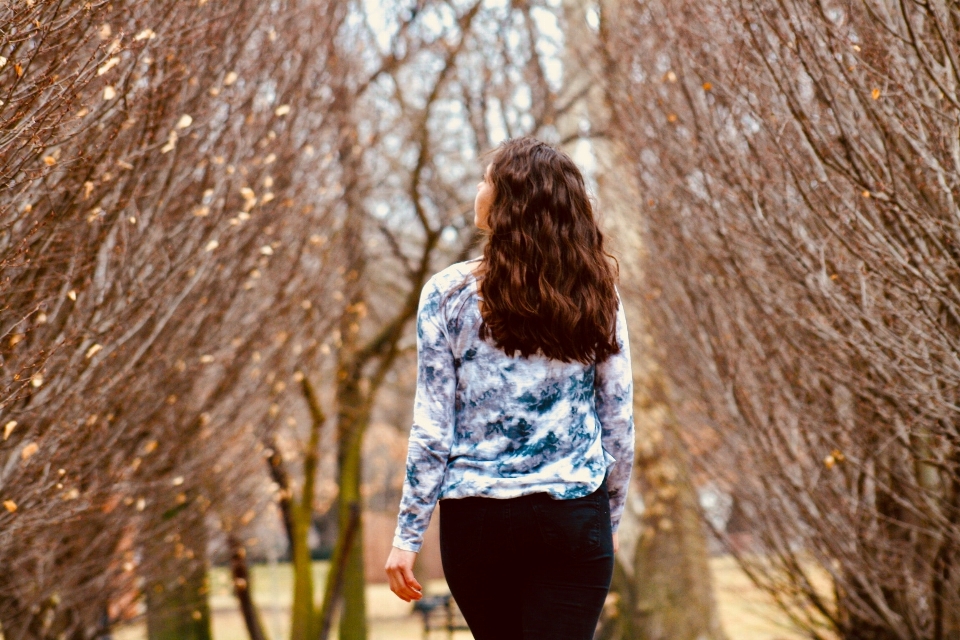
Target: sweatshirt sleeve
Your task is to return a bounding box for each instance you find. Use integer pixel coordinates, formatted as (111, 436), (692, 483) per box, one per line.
(392, 278), (457, 552)
(596, 286), (635, 533)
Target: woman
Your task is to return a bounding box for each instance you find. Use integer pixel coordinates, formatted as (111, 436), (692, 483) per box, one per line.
(385, 136), (634, 640)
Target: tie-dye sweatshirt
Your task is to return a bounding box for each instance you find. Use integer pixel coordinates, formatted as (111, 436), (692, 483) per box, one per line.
(392, 258), (635, 552)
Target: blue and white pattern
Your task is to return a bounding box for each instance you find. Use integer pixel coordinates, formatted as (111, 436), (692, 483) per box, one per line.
(392, 258), (635, 552)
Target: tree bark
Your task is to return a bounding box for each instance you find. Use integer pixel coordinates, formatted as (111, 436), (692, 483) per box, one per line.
(629, 373), (724, 640)
(290, 377), (326, 640)
(331, 371), (369, 640)
(145, 511), (212, 640)
(317, 503), (362, 640)
(229, 536), (269, 640)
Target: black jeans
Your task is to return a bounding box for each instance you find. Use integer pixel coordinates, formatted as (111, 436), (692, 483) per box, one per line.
(439, 480), (615, 640)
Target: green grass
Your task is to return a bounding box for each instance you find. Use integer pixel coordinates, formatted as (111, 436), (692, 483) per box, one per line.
(114, 556), (818, 640)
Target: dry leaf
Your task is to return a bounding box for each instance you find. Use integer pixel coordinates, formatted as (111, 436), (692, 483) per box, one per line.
(204, 240), (219, 252)
(83, 181), (94, 199)
(176, 114), (193, 129)
(104, 86), (116, 100)
(871, 88), (880, 100)
(0, 56), (7, 69)
(3, 421), (16, 440)
(143, 440), (158, 454)
(3, 500), (16, 513)
(224, 71), (238, 86)
(63, 488), (79, 500)
(99, 24), (112, 39)
(259, 245), (274, 256)
(15, 63), (23, 77)
(68, 290), (77, 301)
(161, 130), (178, 153)
(275, 104), (291, 116)
(97, 57), (120, 76)
(85, 344), (103, 359)
(172, 476), (184, 486)
(134, 28), (157, 41)
(43, 156), (56, 166)
(702, 82), (713, 91)
(21, 442), (39, 460)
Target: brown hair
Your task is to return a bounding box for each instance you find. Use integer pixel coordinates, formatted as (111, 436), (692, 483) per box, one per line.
(474, 136), (621, 364)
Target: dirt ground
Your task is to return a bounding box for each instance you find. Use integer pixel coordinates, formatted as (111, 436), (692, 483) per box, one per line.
(113, 555), (814, 640)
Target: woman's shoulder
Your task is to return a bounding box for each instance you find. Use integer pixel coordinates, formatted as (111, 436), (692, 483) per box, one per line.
(427, 257), (482, 292)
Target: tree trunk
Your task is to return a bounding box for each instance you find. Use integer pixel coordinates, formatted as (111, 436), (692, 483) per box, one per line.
(317, 503), (362, 640)
(145, 512), (212, 640)
(290, 377), (326, 640)
(330, 114), (369, 640)
(554, 9), (724, 619)
(628, 371), (723, 640)
(289, 497), (316, 640)
(229, 536), (269, 640)
(561, 0), (727, 629)
(332, 375), (369, 640)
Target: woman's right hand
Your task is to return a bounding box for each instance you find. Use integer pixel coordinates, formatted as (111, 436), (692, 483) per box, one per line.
(385, 546), (423, 602)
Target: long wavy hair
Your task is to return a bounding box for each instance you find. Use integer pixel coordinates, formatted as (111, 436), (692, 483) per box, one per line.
(474, 136), (621, 364)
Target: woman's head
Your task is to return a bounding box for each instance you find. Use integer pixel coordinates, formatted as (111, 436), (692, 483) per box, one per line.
(473, 136), (621, 364)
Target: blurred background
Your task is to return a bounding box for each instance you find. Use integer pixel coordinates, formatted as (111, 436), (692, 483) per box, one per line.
(3, 0), (960, 639)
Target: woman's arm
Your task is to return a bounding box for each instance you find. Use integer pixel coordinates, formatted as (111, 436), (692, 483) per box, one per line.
(391, 277), (457, 553)
(596, 286), (635, 534)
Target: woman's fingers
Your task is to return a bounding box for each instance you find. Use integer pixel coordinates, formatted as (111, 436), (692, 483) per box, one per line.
(387, 567), (422, 601)
(388, 572), (414, 602)
(402, 565), (423, 596)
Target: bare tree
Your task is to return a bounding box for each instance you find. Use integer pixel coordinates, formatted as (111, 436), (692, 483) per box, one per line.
(601, 0), (960, 638)
(1, 0), (350, 637)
